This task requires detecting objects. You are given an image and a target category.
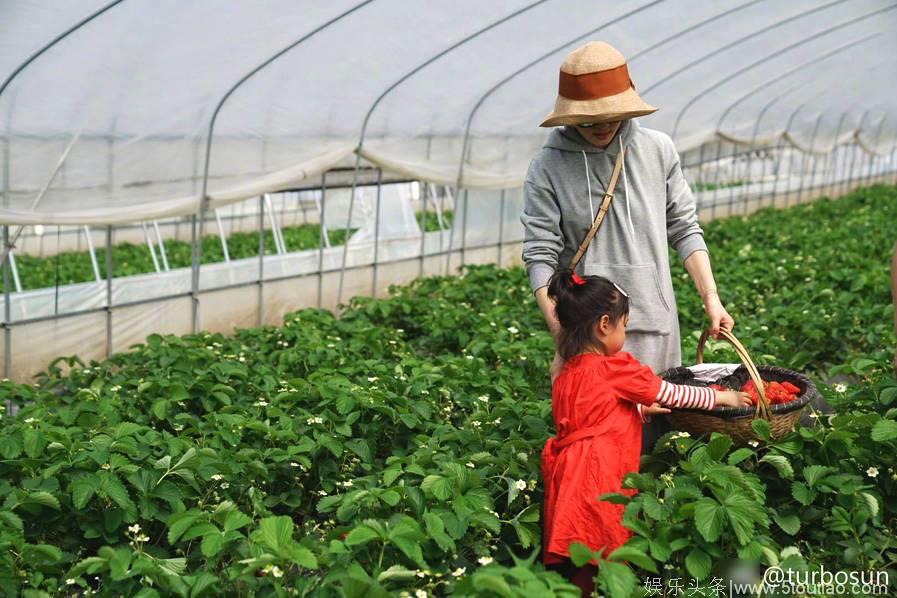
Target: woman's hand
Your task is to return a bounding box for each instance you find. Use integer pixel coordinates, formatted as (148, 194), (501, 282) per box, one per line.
(703, 292), (734, 339)
(550, 351), (565, 384)
(715, 390), (752, 408)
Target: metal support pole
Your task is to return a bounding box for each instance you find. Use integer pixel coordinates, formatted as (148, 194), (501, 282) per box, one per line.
(460, 189), (470, 267)
(84, 225), (102, 283)
(710, 139), (723, 219)
(433, 184), (447, 230)
(317, 172), (327, 308)
(418, 180), (428, 278)
(257, 195), (265, 326)
(497, 190), (506, 266)
(844, 112), (868, 196)
(190, 213), (199, 333)
(2, 226), (9, 379)
(105, 226), (113, 358)
(264, 194), (285, 255)
(802, 113), (826, 204)
(3, 239), (21, 294)
(153, 221), (169, 271)
(142, 223), (161, 273)
(214, 209), (230, 262)
(825, 112), (848, 198)
(866, 115), (889, 186)
(371, 168), (382, 297)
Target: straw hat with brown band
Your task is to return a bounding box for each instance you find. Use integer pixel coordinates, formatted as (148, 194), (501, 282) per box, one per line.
(540, 41), (657, 128)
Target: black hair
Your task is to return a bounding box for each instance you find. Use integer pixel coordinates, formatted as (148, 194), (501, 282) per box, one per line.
(546, 268), (630, 360)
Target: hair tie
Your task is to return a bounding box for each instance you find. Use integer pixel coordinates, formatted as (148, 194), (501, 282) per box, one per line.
(570, 273), (586, 286)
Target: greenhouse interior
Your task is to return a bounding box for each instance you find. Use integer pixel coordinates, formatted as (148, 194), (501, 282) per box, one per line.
(1, 1), (897, 596)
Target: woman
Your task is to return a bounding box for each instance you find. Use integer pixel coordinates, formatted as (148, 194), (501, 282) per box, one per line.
(521, 41), (735, 453)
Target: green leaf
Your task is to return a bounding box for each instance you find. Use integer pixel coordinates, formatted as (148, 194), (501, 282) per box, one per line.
(201, 533), (226, 557)
(22, 543), (62, 564)
(608, 546), (657, 573)
(473, 573), (513, 598)
(389, 535), (425, 568)
(860, 492), (879, 518)
(727, 448), (755, 466)
(23, 429), (45, 459)
(773, 513), (801, 535)
(0, 435), (22, 459)
(24, 491), (60, 511)
(188, 571), (219, 598)
(99, 474), (134, 512)
(871, 420), (897, 443)
(685, 547), (712, 580)
(158, 557), (187, 577)
(694, 498), (724, 542)
(791, 482), (816, 506)
(345, 525), (381, 547)
(222, 510), (252, 534)
(596, 559), (638, 598)
(258, 515), (293, 551)
(803, 465), (834, 487)
(760, 454), (794, 480)
(382, 466), (402, 487)
(167, 511), (203, 544)
(879, 387), (897, 406)
(641, 495), (665, 520)
(511, 520), (536, 549)
(751, 419), (771, 442)
(568, 542), (596, 567)
(71, 475), (100, 510)
(421, 475), (453, 501)
(289, 545), (318, 569)
(377, 565), (417, 583)
(723, 493), (758, 546)
(706, 434), (733, 461)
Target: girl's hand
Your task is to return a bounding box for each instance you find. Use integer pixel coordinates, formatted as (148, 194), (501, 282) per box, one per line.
(703, 293), (735, 339)
(643, 402), (671, 417)
(715, 390), (752, 408)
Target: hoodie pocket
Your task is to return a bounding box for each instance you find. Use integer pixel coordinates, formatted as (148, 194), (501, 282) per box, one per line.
(583, 262), (672, 335)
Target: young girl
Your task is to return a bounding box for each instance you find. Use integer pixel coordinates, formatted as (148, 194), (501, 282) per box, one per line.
(540, 269), (750, 595)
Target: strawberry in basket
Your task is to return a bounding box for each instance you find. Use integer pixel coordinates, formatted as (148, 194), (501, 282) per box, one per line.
(709, 380), (800, 406)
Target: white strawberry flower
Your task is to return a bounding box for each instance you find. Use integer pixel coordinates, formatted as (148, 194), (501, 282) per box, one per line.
(452, 567), (466, 577)
(478, 556), (494, 565)
(515, 480), (527, 491)
(834, 383), (847, 393)
(866, 467), (879, 478)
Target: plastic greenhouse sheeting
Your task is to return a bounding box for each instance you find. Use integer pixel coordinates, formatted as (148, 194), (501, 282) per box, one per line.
(1, 0), (896, 225)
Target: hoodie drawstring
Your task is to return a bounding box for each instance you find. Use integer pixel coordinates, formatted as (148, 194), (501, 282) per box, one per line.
(582, 150), (594, 221)
(620, 136), (636, 239)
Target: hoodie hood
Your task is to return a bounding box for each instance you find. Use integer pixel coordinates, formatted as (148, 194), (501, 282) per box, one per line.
(542, 118), (639, 156)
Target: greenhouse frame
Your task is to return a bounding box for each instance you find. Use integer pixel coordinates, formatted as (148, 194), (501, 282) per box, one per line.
(2, 1), (896, 380)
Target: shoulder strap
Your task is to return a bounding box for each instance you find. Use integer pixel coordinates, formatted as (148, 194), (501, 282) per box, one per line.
(568, 148), (625, 271)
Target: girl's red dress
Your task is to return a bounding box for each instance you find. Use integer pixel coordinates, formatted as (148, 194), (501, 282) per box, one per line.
(541, 351), (662, 564)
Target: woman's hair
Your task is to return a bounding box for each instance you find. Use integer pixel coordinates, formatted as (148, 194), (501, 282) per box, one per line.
(546, 269), (630, 360)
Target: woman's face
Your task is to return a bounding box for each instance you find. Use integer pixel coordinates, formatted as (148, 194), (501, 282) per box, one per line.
(575, 120), (622, 149)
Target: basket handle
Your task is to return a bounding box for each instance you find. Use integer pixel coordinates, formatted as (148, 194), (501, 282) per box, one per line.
(696, 328), (771, 421)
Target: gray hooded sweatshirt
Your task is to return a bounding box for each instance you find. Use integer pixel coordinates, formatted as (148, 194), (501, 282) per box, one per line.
(520, 118), (707, 372)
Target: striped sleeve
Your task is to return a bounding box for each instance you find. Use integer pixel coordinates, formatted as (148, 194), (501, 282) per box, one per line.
(655, 381), (716, 410)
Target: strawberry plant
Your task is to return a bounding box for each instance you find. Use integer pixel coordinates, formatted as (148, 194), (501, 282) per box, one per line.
(0, 186), (895, 596)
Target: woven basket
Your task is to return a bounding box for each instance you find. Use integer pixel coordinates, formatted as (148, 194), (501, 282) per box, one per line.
(659, 328), (816, 445)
